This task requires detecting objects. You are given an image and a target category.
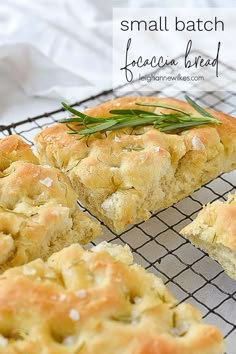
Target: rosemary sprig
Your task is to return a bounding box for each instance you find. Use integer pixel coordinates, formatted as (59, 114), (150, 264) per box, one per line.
(60, 95), (221, 138)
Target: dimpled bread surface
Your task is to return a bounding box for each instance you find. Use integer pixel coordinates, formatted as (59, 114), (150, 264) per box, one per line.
(181, 192), (236, 280)
(0, 136), (101, 272)
(0, 242), (224, 354)
(35, 97), (236, 233)
(0, 135), (38, 171)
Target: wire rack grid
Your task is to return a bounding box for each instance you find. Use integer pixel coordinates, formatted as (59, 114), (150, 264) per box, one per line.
(0, 59), (236, 354)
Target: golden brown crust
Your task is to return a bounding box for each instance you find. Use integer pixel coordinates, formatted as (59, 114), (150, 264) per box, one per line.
(0, 160), (101, 272)
(0, 135), (101, 271)
(181, 192), (236, 279)
(0, 135), (38, 172)
(0, 242), (224, 353)
(35, 97), (236, 232)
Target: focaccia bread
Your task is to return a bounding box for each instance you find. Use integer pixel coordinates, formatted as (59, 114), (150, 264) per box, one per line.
(0, 135), (38, 172)
(0, 242), (224, 354)
(35, 97), (236, 233)
(0, 161), (101, 273)
(181, 192), (236, 280)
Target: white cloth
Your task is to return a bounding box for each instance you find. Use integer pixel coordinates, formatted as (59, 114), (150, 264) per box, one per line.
(0, 0), (234, 124)
(0, 0), (112, 124)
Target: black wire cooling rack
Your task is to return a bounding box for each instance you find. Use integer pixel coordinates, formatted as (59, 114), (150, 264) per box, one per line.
(0, 59), (236, 353)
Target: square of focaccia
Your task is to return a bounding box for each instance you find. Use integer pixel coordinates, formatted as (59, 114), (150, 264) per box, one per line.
(0, 242), (224, 353)
(35, 97), (236, 233)
(181, 192), (236, 280)
(0, 135), (101, 272)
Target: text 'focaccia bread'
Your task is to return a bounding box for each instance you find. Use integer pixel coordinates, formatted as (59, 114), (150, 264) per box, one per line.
(35, 97), (236, 233)
(181, 191), (236, 280)
(0, 136), (101, 272)
(0, 242), (224, 354)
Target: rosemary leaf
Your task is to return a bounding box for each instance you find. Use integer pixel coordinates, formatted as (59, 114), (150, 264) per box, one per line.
(136, 102), (191, 116)
(159, 120), (214, 132)
(61, 116), (104, 124)
(79, 120), (118, 135)
(109, 109), (159, 116)
(105, 116), (157, 130)
(185, 95), (215, 118)
(62, 102), (89, 120)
